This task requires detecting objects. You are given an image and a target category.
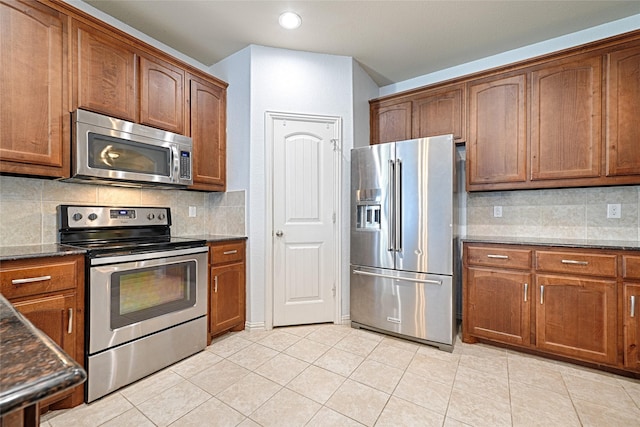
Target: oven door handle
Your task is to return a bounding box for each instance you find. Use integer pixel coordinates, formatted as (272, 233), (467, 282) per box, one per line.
(91, 246), (209, 266)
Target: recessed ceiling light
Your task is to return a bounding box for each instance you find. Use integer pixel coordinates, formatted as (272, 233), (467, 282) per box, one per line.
(279, 12), (302, 30)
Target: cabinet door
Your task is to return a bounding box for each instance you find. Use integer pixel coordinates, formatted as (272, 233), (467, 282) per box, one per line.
(12, 293), (78, 407)
(0, 0), (68, 178)
(189, 74), (226, 191)
(370, 100), (412, 145)
(536, 275), (616, 364)
(139, 56), (185, 134)
(606, 45), (640, 177)
(73, 20), (137, 121)
(624, 282), (640, 371)
(412, 84), (465, 142)
(210, 262), (245, 335)
(531, 55), (602, 180)
(467, 74), (527, 186)
(465, 267), (531, 346)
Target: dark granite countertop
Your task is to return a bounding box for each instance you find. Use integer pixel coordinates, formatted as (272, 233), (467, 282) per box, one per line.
(0, 295), (86, 415)
(462, 235), (640, 251)
(0, 244), (86, 262)
(178, 234), (248, 243)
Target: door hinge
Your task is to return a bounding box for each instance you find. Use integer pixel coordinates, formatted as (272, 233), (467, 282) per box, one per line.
(332, 212), (336, 223)
(332, 283), (336, 297)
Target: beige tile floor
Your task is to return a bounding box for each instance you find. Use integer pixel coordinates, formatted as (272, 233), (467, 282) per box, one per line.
(41, 324), (640, 427)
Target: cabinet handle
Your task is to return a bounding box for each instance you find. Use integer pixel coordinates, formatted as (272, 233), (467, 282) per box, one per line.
(632, 296), (636, 318)
(523, 283), (528, 302)
(214, 276), (218, 293)
(223, 250), (238, 255)
(561, 259), (588, 266)
(11, 275), (51, 285)
(540, 285), (544, 305)
(487, 254), (509, 259)
(68, 308), (73, 334)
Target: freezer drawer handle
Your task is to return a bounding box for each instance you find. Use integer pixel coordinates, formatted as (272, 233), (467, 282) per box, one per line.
(561, 259), (589, 266)
(487, 254), (509, 260)
(352, 269), (442, 285)
(11, 275), (52, 285)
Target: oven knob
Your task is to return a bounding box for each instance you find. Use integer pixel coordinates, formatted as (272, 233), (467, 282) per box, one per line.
(158, 213), (166, 221)
(147, 213), (155, 220)
(72, 213), (83, 221)
(88, 213), (98, 221)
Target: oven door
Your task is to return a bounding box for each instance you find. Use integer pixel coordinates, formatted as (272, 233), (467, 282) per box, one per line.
(88, 246), (208, 354)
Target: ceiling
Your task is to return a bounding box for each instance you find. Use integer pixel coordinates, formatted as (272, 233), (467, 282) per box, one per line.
(83, 1), (640, 86)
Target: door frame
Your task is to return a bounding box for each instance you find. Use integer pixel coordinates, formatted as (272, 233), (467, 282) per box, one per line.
(264, 111), (343, 329)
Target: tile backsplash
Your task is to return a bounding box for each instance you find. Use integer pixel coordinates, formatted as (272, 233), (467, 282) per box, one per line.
(467, 185), (640, 241)
(0, 176), (245, 246)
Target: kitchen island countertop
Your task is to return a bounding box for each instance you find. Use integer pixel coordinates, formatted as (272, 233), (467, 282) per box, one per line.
(0, 294), (86, 417)
(462, 235), (640, 251)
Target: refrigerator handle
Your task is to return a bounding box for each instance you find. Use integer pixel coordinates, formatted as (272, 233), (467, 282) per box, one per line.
(388, 159), (395, 252)
(353, 269), (442, 285)
(395, 158), (402, 252)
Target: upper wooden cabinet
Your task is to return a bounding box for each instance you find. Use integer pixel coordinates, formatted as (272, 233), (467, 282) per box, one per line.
(530, 55), (602, 181)
(72, 20), (137, 122)
(606, 45), (640, 177)
(0, 0), (69, 178)
(412, 84), (465, 142)
(370, 100), (412, 145)
(370, 83), (465, 145)
(139, 55), (185, 134)
(467, 74), (526, 187)
(189, 74), (227, 191)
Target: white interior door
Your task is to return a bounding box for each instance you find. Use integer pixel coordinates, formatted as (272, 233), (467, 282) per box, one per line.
(272, 116), (337, 326)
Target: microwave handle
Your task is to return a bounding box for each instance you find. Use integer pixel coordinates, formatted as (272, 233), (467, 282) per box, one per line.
(171, 146), (180, 184)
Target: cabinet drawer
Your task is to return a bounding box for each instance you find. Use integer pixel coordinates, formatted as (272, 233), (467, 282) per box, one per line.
(465, 245), (532, 269)
(1, 259), (78, 299)
(622, 255), (640, 279)
(535, 251), (617, 277)
(210, 241), (245, 265)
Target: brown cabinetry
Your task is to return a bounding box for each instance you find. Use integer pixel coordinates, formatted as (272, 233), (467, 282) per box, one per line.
(370, 83), (465, 146)
(189, 74), (227, 191)
(0, 0), (69, 178)
(467, 74), (526, 187)
(139, 56), (185, 134)
(463, 242), (638, 374)
(208, 240), (245, 343)
(606, 45), (640, 177)
(530, 55), (602, 181)
(0, 255), (85, 409)
(73, 20), (137, 122)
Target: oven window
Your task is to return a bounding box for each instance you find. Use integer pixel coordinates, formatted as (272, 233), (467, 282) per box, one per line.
(110, 261), (196, 329)
(88, 133), (171, 176)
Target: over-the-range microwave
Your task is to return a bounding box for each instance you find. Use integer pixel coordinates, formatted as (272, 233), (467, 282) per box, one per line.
(64, 109), (193, 188)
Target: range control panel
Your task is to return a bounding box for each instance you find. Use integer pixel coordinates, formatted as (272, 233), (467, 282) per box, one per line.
(58, 205), (171, 229)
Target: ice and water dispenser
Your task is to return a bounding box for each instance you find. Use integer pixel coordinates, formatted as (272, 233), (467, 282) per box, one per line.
(355, 188), (382, 230)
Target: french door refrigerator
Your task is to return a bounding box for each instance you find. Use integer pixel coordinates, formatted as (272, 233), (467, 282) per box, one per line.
(350, 135), (456, 351)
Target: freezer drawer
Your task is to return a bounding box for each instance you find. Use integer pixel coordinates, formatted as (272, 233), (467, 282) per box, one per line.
(350, 265), (454, 350)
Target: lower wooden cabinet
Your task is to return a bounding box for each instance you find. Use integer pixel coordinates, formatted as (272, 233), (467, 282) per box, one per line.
(465, 267), (531, 346)
(463, 242), (639, 375)
(0, 255), (85, 409)
(208, 240), (246, 343)
(623, 283), (640, 371)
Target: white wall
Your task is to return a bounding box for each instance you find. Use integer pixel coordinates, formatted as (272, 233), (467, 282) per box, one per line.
(380, 13), (640, 97)
(212, 45), (378, 327)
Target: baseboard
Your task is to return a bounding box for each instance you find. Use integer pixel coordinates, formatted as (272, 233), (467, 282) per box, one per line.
(341, 314), (351, 325)
(244, 321), (265, 331)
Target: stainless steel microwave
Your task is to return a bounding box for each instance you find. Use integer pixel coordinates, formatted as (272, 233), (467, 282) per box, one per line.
(65, 109), (193, 188)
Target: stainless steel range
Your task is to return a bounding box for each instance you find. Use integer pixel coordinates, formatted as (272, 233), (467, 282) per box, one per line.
(58, 205), (208, 402)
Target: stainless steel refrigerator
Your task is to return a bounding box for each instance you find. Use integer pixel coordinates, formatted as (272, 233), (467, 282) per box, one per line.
(350, 135), (457, 351)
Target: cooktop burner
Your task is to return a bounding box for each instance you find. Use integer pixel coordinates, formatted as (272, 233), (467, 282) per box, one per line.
(57, 205), (206, 257)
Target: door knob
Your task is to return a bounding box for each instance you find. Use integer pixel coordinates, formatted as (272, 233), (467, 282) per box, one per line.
(275, 230), (284, 237)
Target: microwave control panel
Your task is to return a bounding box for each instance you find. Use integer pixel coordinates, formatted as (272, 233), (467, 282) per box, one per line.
(179, 151), (191, 179)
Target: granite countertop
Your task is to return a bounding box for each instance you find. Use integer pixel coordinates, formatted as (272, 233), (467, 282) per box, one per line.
(0, 244), (86, 262)
(0, 295), (86, 415)
(462, 235), (640, 251)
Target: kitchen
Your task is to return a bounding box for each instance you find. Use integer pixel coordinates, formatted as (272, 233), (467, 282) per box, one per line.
(1, 0), (640, 426)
